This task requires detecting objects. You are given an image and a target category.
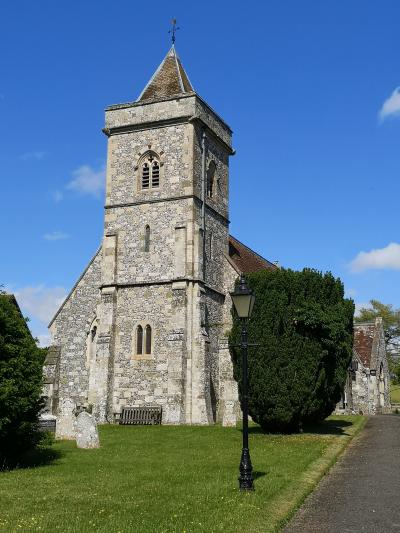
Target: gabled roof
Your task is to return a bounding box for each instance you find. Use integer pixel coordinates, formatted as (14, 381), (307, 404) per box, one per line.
(353, 321), (378, 368)
(137, 45), (194, 102)
(227, 235), (278, 274)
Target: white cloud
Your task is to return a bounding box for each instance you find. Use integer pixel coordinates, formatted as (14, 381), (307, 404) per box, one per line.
(350, 242), (400, 272)
(12, 285), (67, 323)
(354, 302), (371, 317)
(67, 164), (105, 197)
(36, 333), (52, 347)
(345, 288), (357, 298)
(52, 190), (63, 203)
(20, 151), (46, 161)
(44, 231), (69, 241)
(379, 87), (400, 121)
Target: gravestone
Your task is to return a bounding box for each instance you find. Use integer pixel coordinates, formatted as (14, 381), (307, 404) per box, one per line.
(56, 398), (75, 439)
(75, 411), (99, 449)
(38, 413), (57, 433)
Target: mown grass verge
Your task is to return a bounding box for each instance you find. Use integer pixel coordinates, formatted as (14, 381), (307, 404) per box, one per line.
(0, 415), (365, 533)
(391, 383), (400, 404)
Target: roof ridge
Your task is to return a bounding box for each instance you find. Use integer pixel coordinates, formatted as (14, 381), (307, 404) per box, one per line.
(172, 46), (185, 93)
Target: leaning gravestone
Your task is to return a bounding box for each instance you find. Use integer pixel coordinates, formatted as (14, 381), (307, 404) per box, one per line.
(75, 411), (100, 449)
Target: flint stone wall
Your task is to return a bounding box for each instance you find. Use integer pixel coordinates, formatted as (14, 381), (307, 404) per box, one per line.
(50, 249), (102, 438)
(47, 84), (240, 430)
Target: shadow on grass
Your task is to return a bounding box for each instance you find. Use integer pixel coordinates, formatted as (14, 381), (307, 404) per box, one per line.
(302, 419), (353, 436)
(2, 446), (63, 472)
(253, 471), (267, 480)
(243, 418), (353, 437)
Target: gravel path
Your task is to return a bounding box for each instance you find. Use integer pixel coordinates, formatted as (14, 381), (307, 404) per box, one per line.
(284, 415), (400, 533)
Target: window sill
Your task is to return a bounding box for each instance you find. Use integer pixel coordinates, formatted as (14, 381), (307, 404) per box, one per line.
(131, 354), (153, 361)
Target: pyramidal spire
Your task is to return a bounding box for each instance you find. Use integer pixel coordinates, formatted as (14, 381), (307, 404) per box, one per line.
(137, 45), (194, 102)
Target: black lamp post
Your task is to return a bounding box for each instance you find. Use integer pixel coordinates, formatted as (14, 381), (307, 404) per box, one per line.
(230, 274), (256, 491)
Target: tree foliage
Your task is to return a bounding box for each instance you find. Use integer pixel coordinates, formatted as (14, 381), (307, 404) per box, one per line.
(355, 300), (400, 382)
(355, 300), (400, 351)
(229, 269), (354, 433)
(0, 291), (45, 468)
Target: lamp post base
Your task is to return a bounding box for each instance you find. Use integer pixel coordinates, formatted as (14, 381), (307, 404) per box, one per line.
(239, 447), (254, 491)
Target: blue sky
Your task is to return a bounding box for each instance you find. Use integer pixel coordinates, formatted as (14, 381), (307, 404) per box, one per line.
(1, 1), (400, 344)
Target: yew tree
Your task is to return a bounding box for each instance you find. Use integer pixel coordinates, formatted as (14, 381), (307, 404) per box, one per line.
(229, 268), (354, 432)
(0, 291), (45, 468)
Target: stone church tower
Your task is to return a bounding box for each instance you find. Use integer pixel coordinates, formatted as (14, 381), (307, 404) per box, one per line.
(45, 45), (276, 438)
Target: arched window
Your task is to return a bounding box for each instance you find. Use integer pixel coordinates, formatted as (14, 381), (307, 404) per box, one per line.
(140, 152), (160, 190)
(144, 225), (150, 252)
(136, 325), (143, 355)
(145, 325), (152, 355)
(152, 161), (160, 188)
(207, 161), (216, 198)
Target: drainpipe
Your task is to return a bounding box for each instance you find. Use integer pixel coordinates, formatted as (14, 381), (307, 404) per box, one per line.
(201, 130), (206, 281)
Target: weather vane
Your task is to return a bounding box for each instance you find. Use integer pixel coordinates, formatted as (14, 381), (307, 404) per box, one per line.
(169, 18), (180, 44)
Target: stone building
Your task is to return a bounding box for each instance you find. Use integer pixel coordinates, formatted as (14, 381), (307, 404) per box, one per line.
(338, 317), (391, 414)
(46, 45), (276, 438)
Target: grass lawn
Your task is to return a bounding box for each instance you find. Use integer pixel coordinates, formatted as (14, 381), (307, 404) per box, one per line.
(391, 383), (400, 403)
(0, 415), (365, 533)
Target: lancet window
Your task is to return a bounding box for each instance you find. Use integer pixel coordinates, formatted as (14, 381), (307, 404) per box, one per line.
(136, 324), (153, 356)
(207, 161), (216, 198)
(136, 325), (143, 355)
(145, 325), (152, 355)
(144, 225), (150, 252)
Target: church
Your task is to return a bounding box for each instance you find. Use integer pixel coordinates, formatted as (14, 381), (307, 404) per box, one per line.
(44, 45), (277, 438)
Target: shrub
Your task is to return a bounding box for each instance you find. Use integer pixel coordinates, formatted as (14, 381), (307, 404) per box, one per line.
(0, 292), (45, 468)
(229, 269), (354, 432)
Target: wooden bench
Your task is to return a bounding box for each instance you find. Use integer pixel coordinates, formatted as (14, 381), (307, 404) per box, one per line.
(115, 406), (162, 425)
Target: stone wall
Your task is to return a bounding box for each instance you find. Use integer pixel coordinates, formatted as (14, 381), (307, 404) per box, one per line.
(337, 319), (391, 415)
(49, 248), (102, 438)
(111, 284), (174, 418)
(48, 84), (239, 433)
(104, 199), (197, 284)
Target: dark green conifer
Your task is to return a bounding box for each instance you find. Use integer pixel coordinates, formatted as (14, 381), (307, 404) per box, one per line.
(0, 292), (45, 467)
(230, 269), (354, 432)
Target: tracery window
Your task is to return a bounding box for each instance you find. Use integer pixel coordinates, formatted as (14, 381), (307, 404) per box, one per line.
(140, 152), (160, 190)
(207, 161), (216, 198)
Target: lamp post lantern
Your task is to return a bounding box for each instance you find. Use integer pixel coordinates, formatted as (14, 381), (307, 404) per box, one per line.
(230, 274), (256, 491)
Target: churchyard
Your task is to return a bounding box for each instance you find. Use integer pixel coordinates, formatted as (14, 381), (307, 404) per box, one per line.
(0, 416), (364, 532)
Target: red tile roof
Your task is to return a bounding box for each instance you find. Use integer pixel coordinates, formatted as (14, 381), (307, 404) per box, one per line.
(228, 235), (278, 274)
(353, 323), (376, 368)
